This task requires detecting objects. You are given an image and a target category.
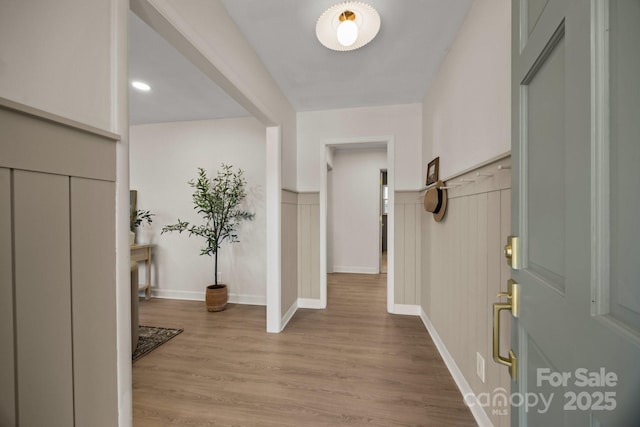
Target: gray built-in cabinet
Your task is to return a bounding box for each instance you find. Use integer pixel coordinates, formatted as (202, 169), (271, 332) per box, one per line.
(0, 99), (118, 426)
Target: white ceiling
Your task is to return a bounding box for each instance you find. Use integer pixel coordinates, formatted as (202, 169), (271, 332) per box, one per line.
(128, 0), (472, 125)
(128, 12), (250, 125)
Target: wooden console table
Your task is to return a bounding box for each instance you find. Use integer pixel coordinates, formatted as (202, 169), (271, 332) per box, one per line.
(131, 244), (153, 300)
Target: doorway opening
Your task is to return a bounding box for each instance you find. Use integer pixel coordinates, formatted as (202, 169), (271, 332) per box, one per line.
(127, 5), (282, 333)
(320, 136), (395, 313)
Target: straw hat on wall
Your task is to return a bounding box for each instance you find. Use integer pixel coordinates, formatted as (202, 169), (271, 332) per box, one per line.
(423, 180), (447, 222)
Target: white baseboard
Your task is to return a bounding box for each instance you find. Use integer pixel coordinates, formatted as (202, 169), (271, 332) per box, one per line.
(419, 308), (493, 427)
(392, 304), (421, 315)
(297, 298), (325, 309)
(228, 294), (266, 306)
(280, 301), (298, 331)
(150, 289), (203, 301)
(149, 289), (266, 306)
(332, 266), (379, 274)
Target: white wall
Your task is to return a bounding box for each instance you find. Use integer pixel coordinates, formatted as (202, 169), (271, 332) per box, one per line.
(297, 104), (422, 191)
(331, 149), (387, 274)
(0, 0), (113, 132)
(422, 0), (511, 179)
(130, 117), (267, 304)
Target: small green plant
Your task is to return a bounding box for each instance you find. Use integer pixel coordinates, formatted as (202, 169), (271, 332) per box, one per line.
(161, 164), (254, 285)
(130, 209), (154, 232)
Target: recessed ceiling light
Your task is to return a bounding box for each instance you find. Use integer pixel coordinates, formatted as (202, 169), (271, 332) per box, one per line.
(131, 81), (151, 91)
(316, 2), (381, 52)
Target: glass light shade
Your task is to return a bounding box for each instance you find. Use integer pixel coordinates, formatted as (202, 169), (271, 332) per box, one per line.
(316, 2), (380, 52)
(336, 19), (358, 47)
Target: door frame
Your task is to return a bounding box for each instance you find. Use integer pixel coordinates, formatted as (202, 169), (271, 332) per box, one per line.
(319, 135), (395, 312)
(379, 169), (388, 274)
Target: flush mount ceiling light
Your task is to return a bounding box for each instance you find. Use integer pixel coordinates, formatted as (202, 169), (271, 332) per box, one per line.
(131, 81), (151, 92)
(316, 2), (381, 51)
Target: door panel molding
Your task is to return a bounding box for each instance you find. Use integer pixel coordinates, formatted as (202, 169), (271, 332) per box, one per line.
(517, 0), (565, 60)
(524, 0), (551, 41)
(590, 0), (611, 318)
(521, 19), (565, 85)
(517, 20), (566, 276)
(521, 26), (567, 294)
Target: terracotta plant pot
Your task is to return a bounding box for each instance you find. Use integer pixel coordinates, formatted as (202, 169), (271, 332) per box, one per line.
(205, 284), (227, 312)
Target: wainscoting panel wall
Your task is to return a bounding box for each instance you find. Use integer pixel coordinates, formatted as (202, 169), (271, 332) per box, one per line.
(14, 171), (75, 426)
(0, 100), (118, 426)
(0, 168), (14, 426)
(421, 155), (511, 427)
(297, 192), (320, 300)
(395, 191), (422, 305)
(282, 190), (298, 316)
(70, 177), (116, 425)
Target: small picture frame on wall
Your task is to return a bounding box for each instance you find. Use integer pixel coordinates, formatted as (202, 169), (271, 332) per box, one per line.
(130, 190), (138, 219)
(426, 157), (440, 186)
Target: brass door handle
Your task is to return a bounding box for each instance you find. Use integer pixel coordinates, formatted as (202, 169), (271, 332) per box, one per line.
(497, 279), (519, 318)
(493, 301), (517, 380)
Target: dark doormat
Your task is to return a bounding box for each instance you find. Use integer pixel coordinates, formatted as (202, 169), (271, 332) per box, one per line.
(132, 325), (183, 362)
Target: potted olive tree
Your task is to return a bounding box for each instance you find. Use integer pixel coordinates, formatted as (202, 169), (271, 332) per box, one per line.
(162, 164), (254, 311)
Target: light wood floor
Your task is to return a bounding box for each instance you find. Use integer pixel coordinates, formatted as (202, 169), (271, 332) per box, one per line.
(133, 273), (476, 426)
(381, 251), (388, 273)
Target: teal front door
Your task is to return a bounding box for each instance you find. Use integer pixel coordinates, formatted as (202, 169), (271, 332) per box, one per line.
(505, 0), (640, 425)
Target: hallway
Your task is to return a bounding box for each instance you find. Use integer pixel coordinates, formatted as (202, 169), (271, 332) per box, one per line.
(133, 274), (475, 426)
